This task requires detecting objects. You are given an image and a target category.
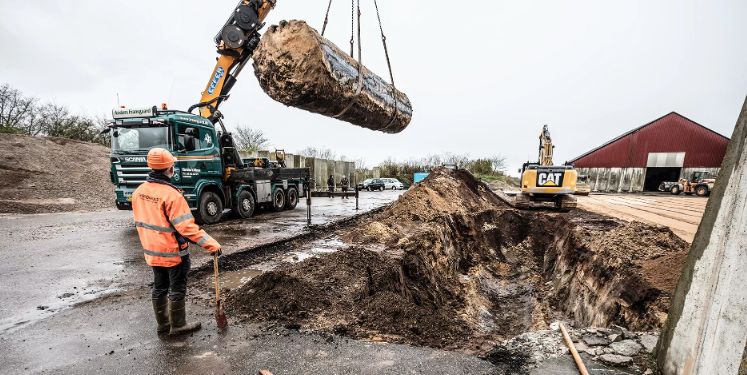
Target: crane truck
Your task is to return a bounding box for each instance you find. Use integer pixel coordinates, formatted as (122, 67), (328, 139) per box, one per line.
(513, 125), (578, 211)
(107, 0), (312, 224)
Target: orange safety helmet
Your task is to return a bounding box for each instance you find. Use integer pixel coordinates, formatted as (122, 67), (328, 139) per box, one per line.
(147, 148), (177, 170)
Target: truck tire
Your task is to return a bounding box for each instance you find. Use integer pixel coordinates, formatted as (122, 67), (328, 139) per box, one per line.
(233, 190), (255, 219)
(285, 187), (298, 210)
(194, 191), (223, 224)
(367, 186), (372, 191)
(695, 185), (709, 197)
(271, 187), (286, 212)
(671, 185), (681, 195)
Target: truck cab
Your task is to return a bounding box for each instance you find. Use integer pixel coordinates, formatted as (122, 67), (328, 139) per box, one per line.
(109, 107), (221, 211)
(108, 106), (310, 223)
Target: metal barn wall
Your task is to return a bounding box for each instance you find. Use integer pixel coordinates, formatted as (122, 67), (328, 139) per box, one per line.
(576, 167), (721, 193)
(571, 113), (729, 169)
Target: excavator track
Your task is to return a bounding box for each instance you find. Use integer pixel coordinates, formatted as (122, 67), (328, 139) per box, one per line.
(556, 194), (577, 212)
(514, 193), (531, 209)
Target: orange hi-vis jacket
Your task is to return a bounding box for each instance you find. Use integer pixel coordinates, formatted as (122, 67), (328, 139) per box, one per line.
(132, 181), (221, 267)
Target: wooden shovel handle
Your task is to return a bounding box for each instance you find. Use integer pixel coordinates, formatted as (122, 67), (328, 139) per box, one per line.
(213, 252), (221, 300)
(560, 323), (589, 375)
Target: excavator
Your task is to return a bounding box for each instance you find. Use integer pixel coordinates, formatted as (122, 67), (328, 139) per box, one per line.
(510, 125), (578, 211)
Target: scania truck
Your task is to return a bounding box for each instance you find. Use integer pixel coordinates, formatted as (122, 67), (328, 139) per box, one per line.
(108, 105), (310, 224)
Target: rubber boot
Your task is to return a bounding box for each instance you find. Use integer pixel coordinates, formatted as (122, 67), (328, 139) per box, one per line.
(152, 296), (170, 333)
(168, 299), (201, 335)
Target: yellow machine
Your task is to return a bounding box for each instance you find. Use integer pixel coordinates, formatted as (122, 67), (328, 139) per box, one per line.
(515, 125), (578, 211)
(575, 174), (591, 195)
(189, 0), (277, 123)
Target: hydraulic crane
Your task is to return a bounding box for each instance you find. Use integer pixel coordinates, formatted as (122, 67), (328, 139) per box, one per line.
(191, 0), (277, 124)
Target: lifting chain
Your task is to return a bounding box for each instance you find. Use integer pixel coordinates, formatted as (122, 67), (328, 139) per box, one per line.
(321, 0), (333, 36)
(320, 0), (398, 123)
(373, 0), (400, 127)
(349, 0), (356, 57)
(333, 0), (362, 119)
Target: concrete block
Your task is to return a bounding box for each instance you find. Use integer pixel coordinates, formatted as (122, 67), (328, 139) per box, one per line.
(657, 96), (747, 374)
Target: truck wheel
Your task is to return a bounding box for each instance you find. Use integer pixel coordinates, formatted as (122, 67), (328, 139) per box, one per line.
(671, 186), (681, 195)
(367, 186), (372, 191)
(233, 190), (255, 219)
(271, 187), (286, 212)
(695, 185), (709, 197)
(286, 187), (299, 210)
(194, 191), (223, 224)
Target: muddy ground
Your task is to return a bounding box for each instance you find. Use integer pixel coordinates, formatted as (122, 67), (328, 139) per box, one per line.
(0, 133), (113, 214)
(204, 167), (689, 363)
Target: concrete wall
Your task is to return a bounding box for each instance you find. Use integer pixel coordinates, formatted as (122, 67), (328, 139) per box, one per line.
(656, 96), (747, 374)
(577, 167), (646, 193)
(576, 167), (721, 193)
(238, 151), (354, 191)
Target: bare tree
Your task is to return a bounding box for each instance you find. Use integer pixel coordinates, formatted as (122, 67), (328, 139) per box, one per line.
(297, 146), (337, 160)
(0, 83), (37, 134)
(489, 155), (508, 172)
(231, 124), (270, 151)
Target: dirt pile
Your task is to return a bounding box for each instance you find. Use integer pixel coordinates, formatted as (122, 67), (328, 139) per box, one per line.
(0, 134), (113, 214)
(226, 167), (689, 355)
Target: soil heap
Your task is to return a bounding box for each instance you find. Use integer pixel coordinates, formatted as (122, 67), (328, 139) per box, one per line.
(226, 167), (689, 355)
(0, 134), (113, 214)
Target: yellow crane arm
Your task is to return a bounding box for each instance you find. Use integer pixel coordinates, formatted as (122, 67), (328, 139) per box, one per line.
(539, 124), (554, 166)
(196, 0), (277, 122)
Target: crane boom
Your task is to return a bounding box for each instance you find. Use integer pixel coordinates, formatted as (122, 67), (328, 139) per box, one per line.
(539, 124), (554, 166)
(196, 0), (277, 123)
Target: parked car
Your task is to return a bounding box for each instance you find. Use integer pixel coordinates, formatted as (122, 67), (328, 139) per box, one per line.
(358, 178), (374, 190)
(358, 178), (385, 191)
(382, 178), (404, 190)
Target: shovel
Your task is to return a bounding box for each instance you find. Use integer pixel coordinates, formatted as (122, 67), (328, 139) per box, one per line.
(213, 252), (228, 328)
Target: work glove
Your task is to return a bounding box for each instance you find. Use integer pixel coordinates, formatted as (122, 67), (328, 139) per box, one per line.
(215, 248), (223, 257)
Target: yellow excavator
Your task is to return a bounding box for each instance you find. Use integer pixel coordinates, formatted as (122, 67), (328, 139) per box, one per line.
(513, 125), (578, 211)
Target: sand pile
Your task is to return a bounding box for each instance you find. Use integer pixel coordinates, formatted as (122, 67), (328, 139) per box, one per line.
(0, 134), (113, 214)
(225, 167), (689, 354)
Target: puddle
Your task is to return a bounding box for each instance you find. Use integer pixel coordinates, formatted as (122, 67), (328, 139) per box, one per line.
(215, 269), (264, 289)
(215, 236), (350, 289)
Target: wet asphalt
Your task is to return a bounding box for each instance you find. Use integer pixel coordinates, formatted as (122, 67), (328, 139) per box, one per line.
(0, 190), (404, 334)
(0, 189), (630, 374)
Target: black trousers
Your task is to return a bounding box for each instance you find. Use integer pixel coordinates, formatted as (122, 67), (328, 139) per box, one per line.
(151, 255), (191, 301)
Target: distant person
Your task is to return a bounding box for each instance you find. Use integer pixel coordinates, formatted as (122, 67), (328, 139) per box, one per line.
(132, 148), (222, 335)
(327, 175), (335, 197)
(340, 176), (349, 199)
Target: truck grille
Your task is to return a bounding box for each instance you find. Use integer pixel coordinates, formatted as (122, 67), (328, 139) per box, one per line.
(115, 163), (150, 185)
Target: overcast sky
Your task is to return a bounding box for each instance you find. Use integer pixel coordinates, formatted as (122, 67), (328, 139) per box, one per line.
(1, 1), (746, 175)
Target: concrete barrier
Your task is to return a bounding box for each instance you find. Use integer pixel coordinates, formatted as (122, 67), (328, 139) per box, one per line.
(238, 151), (355, 191)
(655, 96), (747, 374)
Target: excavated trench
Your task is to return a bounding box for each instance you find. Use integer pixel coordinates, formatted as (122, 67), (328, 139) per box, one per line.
(215, 168), (688, 356)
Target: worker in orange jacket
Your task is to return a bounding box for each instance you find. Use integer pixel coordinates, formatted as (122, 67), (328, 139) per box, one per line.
(132, 148), (222, 335)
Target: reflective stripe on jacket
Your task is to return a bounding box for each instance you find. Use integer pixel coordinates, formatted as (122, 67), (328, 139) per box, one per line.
(132, 182), (221, 267)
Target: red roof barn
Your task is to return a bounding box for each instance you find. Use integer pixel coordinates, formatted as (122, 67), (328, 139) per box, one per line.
(568, 112), (730, 191)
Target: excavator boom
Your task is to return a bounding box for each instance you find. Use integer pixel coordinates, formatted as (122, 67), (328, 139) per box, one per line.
(539, 124), (554, 166)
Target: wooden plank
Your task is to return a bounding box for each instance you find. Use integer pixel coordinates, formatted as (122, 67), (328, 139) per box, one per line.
(253, 20), (413, 134)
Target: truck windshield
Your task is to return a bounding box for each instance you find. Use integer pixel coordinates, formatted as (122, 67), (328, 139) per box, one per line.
(111, 126), (170, 153)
